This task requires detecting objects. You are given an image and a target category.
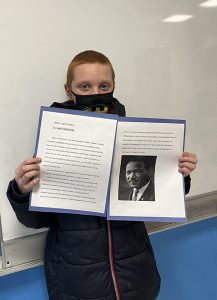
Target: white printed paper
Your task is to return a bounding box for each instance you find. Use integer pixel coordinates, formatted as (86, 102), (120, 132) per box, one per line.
(30, 108), (117, 216)
(108, 118), (186, 221)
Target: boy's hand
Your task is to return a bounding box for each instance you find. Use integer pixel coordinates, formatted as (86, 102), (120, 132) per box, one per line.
(178, 152), (198, 177)
(15, 157), (42, 194)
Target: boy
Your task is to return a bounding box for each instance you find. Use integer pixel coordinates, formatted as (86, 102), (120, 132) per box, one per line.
(7, 50), (198, 300)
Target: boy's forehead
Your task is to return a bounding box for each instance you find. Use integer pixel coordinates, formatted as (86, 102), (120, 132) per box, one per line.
(73, 63), (113, 81)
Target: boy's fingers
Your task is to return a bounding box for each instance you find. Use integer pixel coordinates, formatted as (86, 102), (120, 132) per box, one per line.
(15, 157), (42, 193)
(178, 152), (198, 176)
(178, 167), (191, 177)
(22, 157), (42, 166)
(15, 158), (42, 178)
(179, 153), (198, 165)
(178, 162), (197, 171)
(19, 170), (40, 185)
(21, 177), (40, 194)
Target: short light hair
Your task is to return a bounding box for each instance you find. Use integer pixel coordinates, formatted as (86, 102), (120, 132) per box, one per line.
(66, 50), (115, 88)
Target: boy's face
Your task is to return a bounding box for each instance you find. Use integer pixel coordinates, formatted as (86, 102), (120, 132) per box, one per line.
(65, 63), (114, 100)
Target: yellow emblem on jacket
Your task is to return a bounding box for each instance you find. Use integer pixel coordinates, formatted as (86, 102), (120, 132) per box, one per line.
(83, 105), (109, 113)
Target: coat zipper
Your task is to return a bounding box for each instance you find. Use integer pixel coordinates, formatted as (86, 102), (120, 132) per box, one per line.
(107, 220), (121, 300)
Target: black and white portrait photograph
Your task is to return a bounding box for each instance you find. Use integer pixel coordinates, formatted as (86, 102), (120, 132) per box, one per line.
(118, 155), (157, 201)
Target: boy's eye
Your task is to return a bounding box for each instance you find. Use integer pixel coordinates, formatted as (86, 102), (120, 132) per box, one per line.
(100, 83), (110, 90)
(79, 83), (89, 90)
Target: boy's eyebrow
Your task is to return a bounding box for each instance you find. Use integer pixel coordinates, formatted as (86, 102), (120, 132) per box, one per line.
(75, 80), (112, 84)
(75, 80), (91, 84)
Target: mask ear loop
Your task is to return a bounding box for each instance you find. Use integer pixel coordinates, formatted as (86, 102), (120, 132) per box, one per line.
(70, 91), (77, 104)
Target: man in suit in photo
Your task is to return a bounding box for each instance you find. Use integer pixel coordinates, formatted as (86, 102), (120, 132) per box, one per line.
(125, 158), (155, 201)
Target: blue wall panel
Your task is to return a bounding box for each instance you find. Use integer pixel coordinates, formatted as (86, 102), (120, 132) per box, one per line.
(0, 266), (48, 300)
(150, 217), (217, 300)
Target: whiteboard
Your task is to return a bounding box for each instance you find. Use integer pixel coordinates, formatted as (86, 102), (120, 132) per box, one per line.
(0, 0), (216, 256)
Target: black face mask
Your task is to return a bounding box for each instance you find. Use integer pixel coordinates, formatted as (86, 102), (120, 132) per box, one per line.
(71, 91), (114, 113)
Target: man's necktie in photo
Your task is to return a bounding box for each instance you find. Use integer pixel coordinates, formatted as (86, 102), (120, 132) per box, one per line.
(132, 189), (139, 201)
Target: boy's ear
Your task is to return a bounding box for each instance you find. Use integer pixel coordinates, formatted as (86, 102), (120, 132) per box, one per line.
(64, 84), (74, 100)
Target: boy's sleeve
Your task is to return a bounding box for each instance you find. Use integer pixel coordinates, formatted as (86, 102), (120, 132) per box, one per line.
(184, 175), (191, 195)
(7, 179), (55, 229)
